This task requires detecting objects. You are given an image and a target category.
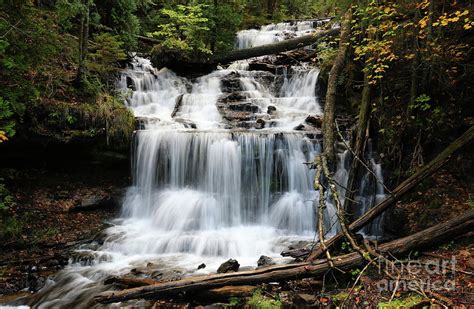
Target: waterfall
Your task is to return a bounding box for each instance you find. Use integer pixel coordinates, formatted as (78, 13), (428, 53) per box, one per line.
(17, 20), (385, 308)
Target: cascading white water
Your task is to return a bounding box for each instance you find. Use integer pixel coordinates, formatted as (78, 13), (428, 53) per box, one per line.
(236, 20), (319, 49)
(14, 20), (385, 308)
(116, 130), (323, 260)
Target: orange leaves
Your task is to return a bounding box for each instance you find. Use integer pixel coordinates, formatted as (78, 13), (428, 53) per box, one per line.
(416, 0), (430, 10)
(418, 16), (429, 29)
(0, 131), (8, 143)
(432, 10), (471, 28)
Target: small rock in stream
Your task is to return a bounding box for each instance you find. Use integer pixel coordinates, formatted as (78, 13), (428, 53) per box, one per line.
(217, 259), (239, 273)
(257, 255), (275, 268)
(305, 115), (323, 128)
(256, 118), (265, 129)
(197, 263), (206, 270)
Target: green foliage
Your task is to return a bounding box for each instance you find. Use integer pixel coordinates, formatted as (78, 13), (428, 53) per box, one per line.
(108, 0), (140, 50)
(209, 3), (243, 53)
(2, 217), (23, 238)
(87, 33), (127, 81)
(0, 96), (15, 141)
(378, 294), (425, 308)
(149, 3), (211, 64)
(31, 93), (134, 146)
(32, 227), (60, 243)
(467, 195), (474, 208)
(350, 268), (361, 280)
(408, 94), (445, 129)
(228, 297), (243, 308)
(0, 3), (64, 141)
(56, 0), (84, 31)
(247, 289), (282, 308)
(96, 93), (135, 146)
(351, 1), (400, 85)
(0, 180), (15, 212)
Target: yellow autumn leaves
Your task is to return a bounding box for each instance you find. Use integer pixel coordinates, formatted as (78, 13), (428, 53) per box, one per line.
(0, 131), (7, 143)
(418, 7), (473, 30)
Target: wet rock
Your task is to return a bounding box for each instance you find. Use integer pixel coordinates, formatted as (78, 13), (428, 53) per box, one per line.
(197, 263), (206, 270)
(305, 115), (323, 128)
(236, 121), (256, 129)
(217, 259), (239, 273)
(126, 76), (136, 91)
(294, 124), (306, 131)
(221, 77), (242, 92)
(227, 102), (260, 113)
(70, 194), (117, 212)
(296, 293), (317, 305)
(267, 105), (277, 115)
(257, 255), (275, 268)
(248, 62), (277, 74)
(174, 117), (197, 129)
(221, 92), (246, 103)
(256, 118), (265, 129)
(171, 94), (184, 118)
(223, 112), (256, 122)
(238, 266), (254, 272)
(69, 251), (96, 266)
(287, 240), (312, 251)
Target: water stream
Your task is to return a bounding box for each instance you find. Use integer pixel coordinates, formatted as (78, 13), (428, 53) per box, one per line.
(12, 20), (385, 308)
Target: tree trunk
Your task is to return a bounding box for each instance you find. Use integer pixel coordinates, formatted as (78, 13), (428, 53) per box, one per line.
(343, 71), (371, 219)
(94, 211), (473, 304)
(212, 29), (339, 64)
(322, 9), (352, 162)
(306, 126), (474, 261)
(76, 0), (90, 85)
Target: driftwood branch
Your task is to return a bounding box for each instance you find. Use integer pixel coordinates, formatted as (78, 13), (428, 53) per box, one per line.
(94, 211), (473, 304)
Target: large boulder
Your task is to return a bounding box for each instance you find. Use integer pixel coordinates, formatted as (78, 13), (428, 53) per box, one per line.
(217, 259), (240, 273)
(69, 194), (118, 212)
(257, 255), (275, 268)
(305, 115), (323, 128)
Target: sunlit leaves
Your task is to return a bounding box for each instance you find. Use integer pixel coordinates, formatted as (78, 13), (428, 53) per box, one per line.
(87, 33), (127, 78)
(351, 1), (400, 84)
(148, 4), (211, 55)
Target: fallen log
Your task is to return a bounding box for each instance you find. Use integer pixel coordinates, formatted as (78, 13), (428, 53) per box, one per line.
(212, 29), (339, 65)
(104, 277), (158, 288)
(94, 211), (473, 304)
(306, 125), (474, 261)
(104, 277), (256, 300)
(192, 285), (257, 301)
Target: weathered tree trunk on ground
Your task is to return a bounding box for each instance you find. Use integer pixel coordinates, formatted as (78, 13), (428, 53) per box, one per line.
(94, 211), (474, 304)
(212, 29), (339, 64)
(306, 126), (474, 261)
(322, 10), (352, 162)
(104, 277), (257, 301)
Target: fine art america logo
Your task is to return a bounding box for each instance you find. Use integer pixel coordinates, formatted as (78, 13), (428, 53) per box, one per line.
(376, 256), (457, 292)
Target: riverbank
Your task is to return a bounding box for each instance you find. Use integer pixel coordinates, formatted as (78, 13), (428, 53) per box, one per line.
(0, 159), (129, 297)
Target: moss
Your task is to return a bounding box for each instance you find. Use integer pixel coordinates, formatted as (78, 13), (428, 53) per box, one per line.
(246, 290), (282, 308)
(29, 92), (134, 147)
(330, 291), (350, 306)
(378, 294), (427, 308)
